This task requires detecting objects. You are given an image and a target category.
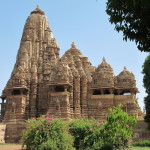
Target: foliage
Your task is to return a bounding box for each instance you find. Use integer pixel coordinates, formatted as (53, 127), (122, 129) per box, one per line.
(101, 105), (137, 149)
(22, 116), (74, 150)
(106, 0), (150, 52)
(69, 118), (103, 150)
(142, 55), (150, 129)
(132, 140), (150, 147)
(132, 146), (150, 150)
(100, 143), (113, 150)
(22, 105), (136, 150)
(69, 105), (136, 150)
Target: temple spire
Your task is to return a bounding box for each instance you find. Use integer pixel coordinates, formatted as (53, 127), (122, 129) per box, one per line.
(71, 42), (76, 49)
(102, 57), (106, 63)
(31, 5), (45, 15)
(124, 66), (127, 71)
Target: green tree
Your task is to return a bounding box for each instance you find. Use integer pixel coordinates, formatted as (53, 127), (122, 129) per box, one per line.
(101, 105), (137, 149)
(106, 0), (150, 52)
(69, 118), (103, 150)
(143, 55), (150, 129)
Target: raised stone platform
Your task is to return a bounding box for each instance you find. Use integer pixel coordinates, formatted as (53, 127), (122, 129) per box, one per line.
(133, 120), (150, 142)
(5, 123), (25, 143)
(0, 124), (6, 143)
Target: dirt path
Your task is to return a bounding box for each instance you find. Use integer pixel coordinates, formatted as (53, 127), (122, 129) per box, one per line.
(0, 144), (25, 150)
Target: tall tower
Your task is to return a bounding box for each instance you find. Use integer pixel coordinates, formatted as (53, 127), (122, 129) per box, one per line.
(1, 6), (60, 122)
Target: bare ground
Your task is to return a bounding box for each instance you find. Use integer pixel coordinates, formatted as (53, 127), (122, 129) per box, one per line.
(0, 144), (25, 150)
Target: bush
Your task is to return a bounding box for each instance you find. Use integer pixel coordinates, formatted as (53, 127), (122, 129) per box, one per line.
(22, 116), (74, 150)
(101, 105), (137, 149)
(101, 143), (113, 150)
(22, 105), (136, 150)
(132, 140), (150, 147)
(69, 118), (103, 150)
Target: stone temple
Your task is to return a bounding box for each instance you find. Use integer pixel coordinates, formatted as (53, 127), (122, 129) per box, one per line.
(0, 6), (149, 143)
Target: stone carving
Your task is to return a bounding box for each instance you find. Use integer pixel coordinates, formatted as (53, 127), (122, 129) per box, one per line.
(55, 98), (60, 111)
(12, 102), (16, 114)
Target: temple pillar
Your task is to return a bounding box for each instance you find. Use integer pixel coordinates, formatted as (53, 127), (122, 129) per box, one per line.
(0, 98), (6, 121)
(109, 88), (114, 94)
(29, 75), (37, 118)
(100, 89), (104, 94)
(80, 77), (88, 117)
(73, 77), (81, 118)
(69, 87), (74, 119)
(118, 89), (121, 95)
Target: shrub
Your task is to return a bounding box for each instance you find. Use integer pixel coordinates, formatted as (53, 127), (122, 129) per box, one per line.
(101, 143), (113, 150)
(132, 140), (150, 147)
(69, 118), (103, 150)
(101, 105), (137, 149)
(22, 105), (136, 150)
(22, 116), (74, 150)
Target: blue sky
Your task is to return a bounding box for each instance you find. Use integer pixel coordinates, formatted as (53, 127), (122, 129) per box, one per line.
(0, 0), (148, 110)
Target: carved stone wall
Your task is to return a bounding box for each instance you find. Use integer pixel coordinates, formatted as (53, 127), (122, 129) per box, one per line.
(133, 120), (150, 142)
(48, 92), (70, 119)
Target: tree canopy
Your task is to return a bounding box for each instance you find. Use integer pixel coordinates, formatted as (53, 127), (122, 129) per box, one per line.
(106, 0), (150, 52)
(143, 55), (150, 128)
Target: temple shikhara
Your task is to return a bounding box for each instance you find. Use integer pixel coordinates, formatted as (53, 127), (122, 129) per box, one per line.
(0, 6), (149, 143)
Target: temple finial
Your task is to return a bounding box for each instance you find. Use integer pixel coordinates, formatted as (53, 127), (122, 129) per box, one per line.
(124, 66), (127, 71)
(102, 57), (106, 63)
(71, 42), (76, 49)
(31, 5), (45, 15)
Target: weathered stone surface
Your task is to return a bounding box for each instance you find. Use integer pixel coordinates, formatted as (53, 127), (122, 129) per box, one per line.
(0, 124), (6, 143)
(133, 120), (150, 141)
(5, 124), (25, 143)
(0, 6), (148, 142)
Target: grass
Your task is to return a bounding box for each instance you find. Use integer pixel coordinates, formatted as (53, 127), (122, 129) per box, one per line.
(120, 147), (150, 150)
(0, 143), (6, 145)
(129, 147), (150, 150)
(0, 143), (22, 145)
